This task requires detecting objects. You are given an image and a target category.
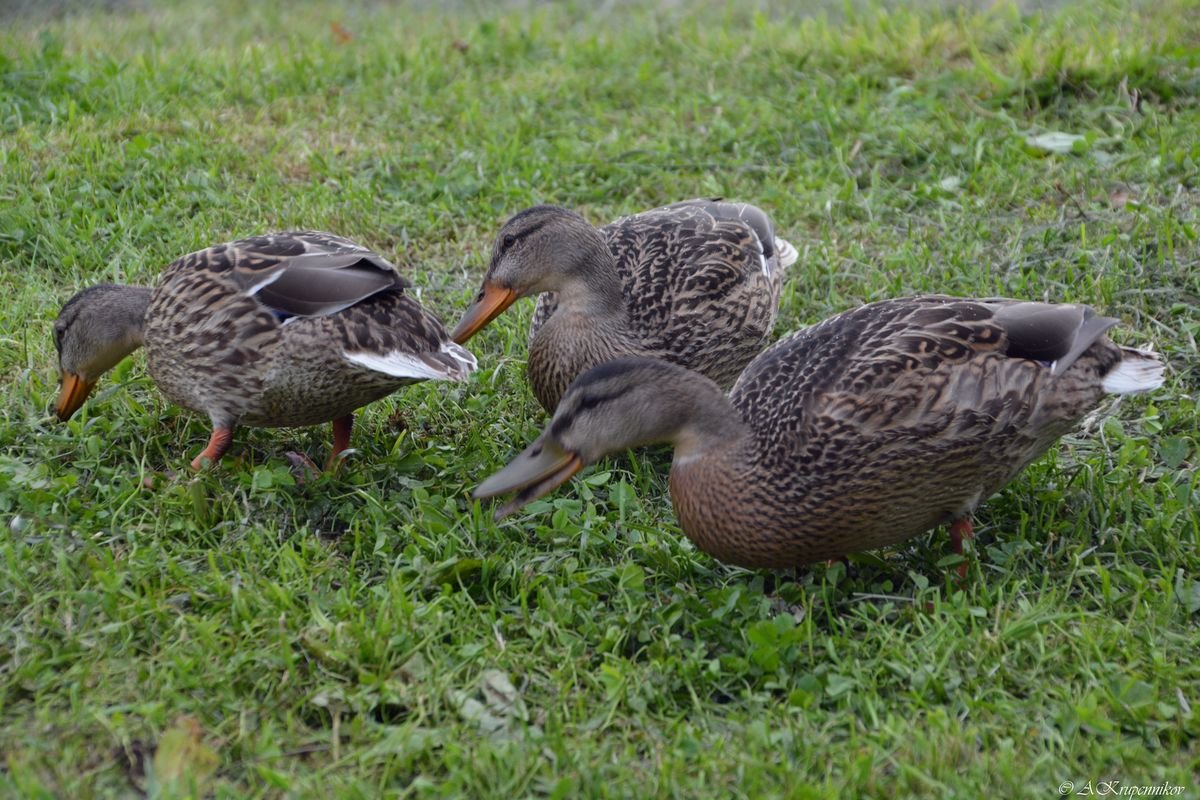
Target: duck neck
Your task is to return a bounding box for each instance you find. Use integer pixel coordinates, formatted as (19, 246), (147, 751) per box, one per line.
(552, 230), (626, 319)
(67, 284), (152, 376)
(103, 286), (152, 356)
(671, 392), (753, 466)
(528, 239), (636, 410)
(530, 310), (641, 411)
(117, 286), (152, 344)
(668, 400), (766, 566)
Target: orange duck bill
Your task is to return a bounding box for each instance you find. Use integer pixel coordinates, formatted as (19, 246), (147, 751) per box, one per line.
(474, 436), (583, 520)
(450, 281), (518, 344)
(55, 372), (97, 421)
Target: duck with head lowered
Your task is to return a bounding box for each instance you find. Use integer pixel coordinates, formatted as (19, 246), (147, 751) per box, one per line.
(475, 295), (1164, 573)
(54, 231), (476, 470)
(450, 199), (797, 412)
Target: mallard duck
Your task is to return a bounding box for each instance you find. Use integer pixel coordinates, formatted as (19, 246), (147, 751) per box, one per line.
(475, 296), (1164, 571)
(450, 199), (798, 412)
(54, 231), (476, 469)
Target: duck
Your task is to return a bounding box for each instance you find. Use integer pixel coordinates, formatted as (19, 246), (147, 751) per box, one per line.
(53, 231), (476, 470)
(450, 199), (798, 412)
(474, 296), (1164, 571)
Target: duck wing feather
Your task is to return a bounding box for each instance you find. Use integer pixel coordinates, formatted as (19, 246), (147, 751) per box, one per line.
(732, 295), (1127, 471)
(203, 231), (411, 320)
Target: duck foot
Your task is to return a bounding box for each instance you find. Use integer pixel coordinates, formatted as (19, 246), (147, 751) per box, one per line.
(190, 427), (233, 470)
(949, 517), (974, 580)
(325, 415), (354, 471)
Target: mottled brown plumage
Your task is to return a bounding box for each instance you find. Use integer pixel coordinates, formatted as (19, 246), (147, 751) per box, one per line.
(476, 296), (1164, 569)
(451, 199), (797, 411)
(54, 231), (475, 468)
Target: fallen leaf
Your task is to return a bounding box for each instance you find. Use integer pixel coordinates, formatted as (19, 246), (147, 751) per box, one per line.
(330, 21), (353, 44)
(150, 716), (219, 796)
(1025, 131), (1086, 155)
(938, 175), (962, 192)
(449, 669), (531, 740)
(450, 691), (508, 735)
(1175, 572), (1200, 615)
(480, 669), (527, 723)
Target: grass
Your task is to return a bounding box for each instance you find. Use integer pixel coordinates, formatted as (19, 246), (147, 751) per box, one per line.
(1, 0), (1198, 795)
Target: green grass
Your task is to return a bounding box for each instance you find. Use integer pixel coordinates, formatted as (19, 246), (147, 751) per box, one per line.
(2, 0), (1198, 796)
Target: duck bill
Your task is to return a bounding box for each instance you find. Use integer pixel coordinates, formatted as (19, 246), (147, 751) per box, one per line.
(475, 437), (584, 520)
(451, 281), (518, 344)
(55, 372), (97, 421)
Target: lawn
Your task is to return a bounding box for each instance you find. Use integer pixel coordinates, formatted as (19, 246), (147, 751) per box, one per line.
(1, 0), (1198, 796)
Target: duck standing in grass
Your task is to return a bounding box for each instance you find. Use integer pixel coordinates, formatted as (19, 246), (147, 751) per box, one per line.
(475, 296), (1164, 572)
(53, 231), (476, 470)
(451, 199), (798, 412)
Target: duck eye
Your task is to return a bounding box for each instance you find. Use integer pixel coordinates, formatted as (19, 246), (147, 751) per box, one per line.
(501, 234), (516, 250)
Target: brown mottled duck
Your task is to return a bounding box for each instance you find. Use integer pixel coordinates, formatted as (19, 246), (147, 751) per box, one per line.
(475, 296), (1164, 571)
(450, 199), (798, 412)
(54, 231), (476, 469)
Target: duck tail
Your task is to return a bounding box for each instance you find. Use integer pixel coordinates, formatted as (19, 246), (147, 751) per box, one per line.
(439, 340), (479, 381)
(1102, 347), (1165, 394)
(774, 237), (799, 269)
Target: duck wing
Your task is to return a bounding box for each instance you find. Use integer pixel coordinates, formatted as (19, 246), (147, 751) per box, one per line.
(200, 231), (409, 320)
(732, 295), (1137, 466)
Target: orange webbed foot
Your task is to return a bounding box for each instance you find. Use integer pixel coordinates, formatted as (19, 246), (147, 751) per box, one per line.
(189, 427), (234, 470)
(949, 517), (975, 581)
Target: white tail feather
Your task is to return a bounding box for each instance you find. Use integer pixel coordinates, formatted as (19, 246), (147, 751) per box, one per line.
(1102, 348), (1165, 395)
(441, 340), (478, 379)
(775, 237), (799, 269)
(346, 340), (477, 382)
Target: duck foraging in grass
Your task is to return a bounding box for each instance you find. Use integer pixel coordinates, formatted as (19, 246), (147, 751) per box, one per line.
(475, 296), (1164, 573)
(53, 231), (476, 470)
(451, 199), (798, 412)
